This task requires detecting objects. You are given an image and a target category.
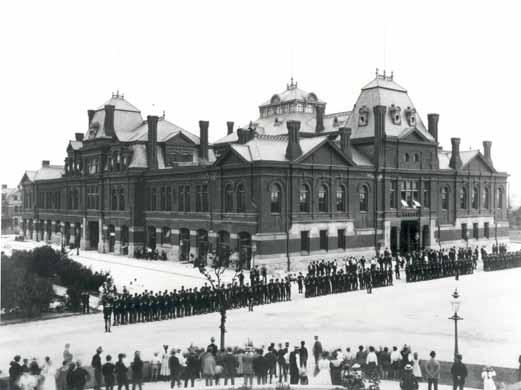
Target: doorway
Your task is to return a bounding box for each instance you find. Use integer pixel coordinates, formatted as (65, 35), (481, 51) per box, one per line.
(88, 221), (99, 249)
(400, 221), (419, 254)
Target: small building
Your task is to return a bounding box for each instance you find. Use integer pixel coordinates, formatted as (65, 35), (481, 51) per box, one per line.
(2, 184), (23, 234)
(19, 72), (509, 270)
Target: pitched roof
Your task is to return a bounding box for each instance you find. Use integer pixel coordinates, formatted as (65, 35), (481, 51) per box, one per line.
(34, 165), (64, 181)
(22, 170), (37, 183)
(96, 95), (140, 112)
(438, 149), (495, 172)
(260, 81), (325, 106)
(126, 117), (200, 144)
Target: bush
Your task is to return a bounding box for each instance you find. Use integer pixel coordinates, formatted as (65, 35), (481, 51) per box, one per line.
(66, 286), (82, 312)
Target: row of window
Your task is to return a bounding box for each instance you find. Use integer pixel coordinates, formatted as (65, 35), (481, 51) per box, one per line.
(389, 181), (430, 209)
(300, 229), (347, 254)
(110, 187), (126, 211)
(38, 191), (62, 210)
(146, 185), (209, 213)
(441, 187), (504, 211)
(260, 103), (315, 118)
(461, 222), (491, 240)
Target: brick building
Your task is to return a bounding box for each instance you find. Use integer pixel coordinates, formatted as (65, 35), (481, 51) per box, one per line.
(19, 72), (509, 270)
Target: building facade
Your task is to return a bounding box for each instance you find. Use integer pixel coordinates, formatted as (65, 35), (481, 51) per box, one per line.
(19, 72), (509, 270)
(2, 184), (22, 233)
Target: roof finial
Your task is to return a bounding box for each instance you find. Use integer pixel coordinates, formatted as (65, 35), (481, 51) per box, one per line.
(390, 71), (394, 80)
(376, 68), (379, 76)
(162, 110), (166, 118)
(116, 89), (119, 98)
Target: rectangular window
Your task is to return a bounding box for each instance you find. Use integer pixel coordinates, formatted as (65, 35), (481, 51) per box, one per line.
(319, 230), (328, 251)
(166, 187), (172, 211)
(337, 229), (346, 250)
(184, 185), (191, 212)
(300, 231), (310, 254)
(195, 185), (201, 212)
(202, 184), (208, 212)
(160, 187), (166, 210)
(473, 223), (479, 239)
(461, 223), (467, 240)
(423, 182), (431, 208)
(390, 180), (397, 209)
(484, 222), (490, 239)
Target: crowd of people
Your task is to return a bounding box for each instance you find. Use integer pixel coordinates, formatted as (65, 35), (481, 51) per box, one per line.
(99, 273), (292, 333)
(10, 336), (506, 390)
(483, 251), (521, 271)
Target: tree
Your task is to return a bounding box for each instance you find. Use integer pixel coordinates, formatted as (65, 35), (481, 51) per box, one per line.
(198, 251), (241, 351)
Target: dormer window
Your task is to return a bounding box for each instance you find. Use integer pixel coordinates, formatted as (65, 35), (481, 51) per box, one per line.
(276, 106), (282, 114)
(358, 105), (369, 127)
(405, 106), (417, 127)
(296, 103), (304, 112)
(305, 105), (314, 113)
(389, 104), (402, 125)
(333, 117), (339, 127)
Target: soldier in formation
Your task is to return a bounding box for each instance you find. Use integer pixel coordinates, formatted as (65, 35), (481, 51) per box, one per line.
(483, 249), (521, 271)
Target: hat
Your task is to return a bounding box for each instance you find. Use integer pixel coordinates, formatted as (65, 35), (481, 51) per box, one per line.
(210, 337), (215, 342)
(404, 364), (413, 371)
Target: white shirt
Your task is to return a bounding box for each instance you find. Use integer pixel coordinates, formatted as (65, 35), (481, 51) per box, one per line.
(366, 352), (378, 365)
(390, 351), (401, 362)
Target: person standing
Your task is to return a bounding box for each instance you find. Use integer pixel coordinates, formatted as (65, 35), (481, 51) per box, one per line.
(481, 366), (496, 390)
(242, 347), (255, 387)
(91, 347), (103, 390)
(222, 348), (238, 386)
(160, 346), (170, 380)
(102, 356), (115, 390)
(206, 338), (218, 356)
(309, 352), (332, 386)
(130, 352), (143, 390)
(168, 350), (180, 389)
(412, 352), (422, 381)
(299, 341), (308, 369)
(400, 365), (419, 390)
(9, 355), (23, 390)
(425, 351), (440, 390)
(289, 346), (300, 385)
(518, 355), (521, 382)
(451, 354), (468, 390)
(103, 297), (112, 333)
(41, 357), (56, 390)
(115, 354), (129, 390)
(149, 353), (161, 382)
(200, 349), (216, 386)
(71, 361), (90, 390)
(312, 336), (323, 370)
(54, 361), (69, 390)
(63, 345), (73, 366)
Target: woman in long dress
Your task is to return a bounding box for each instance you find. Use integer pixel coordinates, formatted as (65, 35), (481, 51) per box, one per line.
(41, 357), (56, 390)
(482, 366), (496, 390)
(309, 352), (332, 386)
(160, 345), (170, 379)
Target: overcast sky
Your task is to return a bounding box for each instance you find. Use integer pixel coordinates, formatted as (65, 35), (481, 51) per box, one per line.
(1, 0), (520, 205)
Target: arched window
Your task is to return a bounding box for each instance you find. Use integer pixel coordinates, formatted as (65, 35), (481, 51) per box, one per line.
(224, 185), (233, 212)
(299, 185), (310, 212)
(483, 187), (490, 209)
(119, 188), (125, 211)
(237, 184), (246, 212)
(441, 187), (449, 210)
(336, 185), (346, 212)
(472, 186), (479, 209)
(459, 187), (467, 209)
(270, 184), (281, 213)
(359, 185), (368, 212)
(318, 185), (329, 212)
(497, 187), (504, 209)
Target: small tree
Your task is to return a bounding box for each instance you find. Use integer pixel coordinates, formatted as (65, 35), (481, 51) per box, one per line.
(198, 251), (241, 350)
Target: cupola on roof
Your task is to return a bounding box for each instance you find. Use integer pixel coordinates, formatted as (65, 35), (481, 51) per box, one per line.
(260, 78), (325, 108)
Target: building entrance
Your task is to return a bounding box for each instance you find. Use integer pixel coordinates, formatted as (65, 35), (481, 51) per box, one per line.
(88, 221), (99, 249)
(400, 221), (419, 254)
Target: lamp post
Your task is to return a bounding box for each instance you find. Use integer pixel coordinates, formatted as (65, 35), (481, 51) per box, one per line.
(449, 288), (463, 358)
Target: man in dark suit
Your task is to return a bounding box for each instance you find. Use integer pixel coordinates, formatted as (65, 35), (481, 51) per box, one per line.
(289, 346), (300, 385)
(312, 336), (323, 369)
(299, 341), (308, 368)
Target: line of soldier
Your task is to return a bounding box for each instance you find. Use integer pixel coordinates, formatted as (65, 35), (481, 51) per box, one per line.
(491, 242), (508, 255)
(100, 277), (292, 333)
(483, 251), (521, 271)
(301, 256), (394, 298)
(404, 247), (476, 282)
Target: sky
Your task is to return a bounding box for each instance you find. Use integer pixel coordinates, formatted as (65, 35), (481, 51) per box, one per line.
(1, 0), (520, 205)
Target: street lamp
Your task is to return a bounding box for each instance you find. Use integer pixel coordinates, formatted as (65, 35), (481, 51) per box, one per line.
(449, 288), (463, 358)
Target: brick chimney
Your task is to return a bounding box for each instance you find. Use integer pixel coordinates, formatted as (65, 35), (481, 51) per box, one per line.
(449, 137), (462, 170)
(338, 127), (353, 160)
(147, 115), (159, 169)
(226, 121), (234, 135)
(237, 128), (254, 144)
(315, 105), (325, 133)
(103, 105), (115, 137)
(75, 133), (84, 142)
(373, 105), (387, 168)
(483, 140), (492, 162)
(199, 120), (209, 161)
(285, 120), (303, 160)
(88, 110), (95, 127)
(42, 160), (50, 167)
(427, 113), (439, 142)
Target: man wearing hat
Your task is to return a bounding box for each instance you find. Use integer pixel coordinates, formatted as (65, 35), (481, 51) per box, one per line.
(400, 364), (419, 390)
(450, 354), (468, 390)
(207, 337), (218, 356)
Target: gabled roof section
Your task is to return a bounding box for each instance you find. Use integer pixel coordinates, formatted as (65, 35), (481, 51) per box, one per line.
(438, 149), (496, 172)
(128, 117), (199, 144)
(34, 165), (64, 181)
(397, 127), (432, 143)
(20, 170), (37, 184)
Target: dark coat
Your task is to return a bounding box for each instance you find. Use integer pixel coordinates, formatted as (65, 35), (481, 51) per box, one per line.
(131, 358), (144, 380)
(222, 353), (238, 376)
(115, 361), (128, 382)
(92, 354), (102, 370)
(168, 355), (180, 374)
(451, 362), (468, 381)
(102, 363), (115, 381)
(9, 361), (22, 382)
(253, 355), (267, 376)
